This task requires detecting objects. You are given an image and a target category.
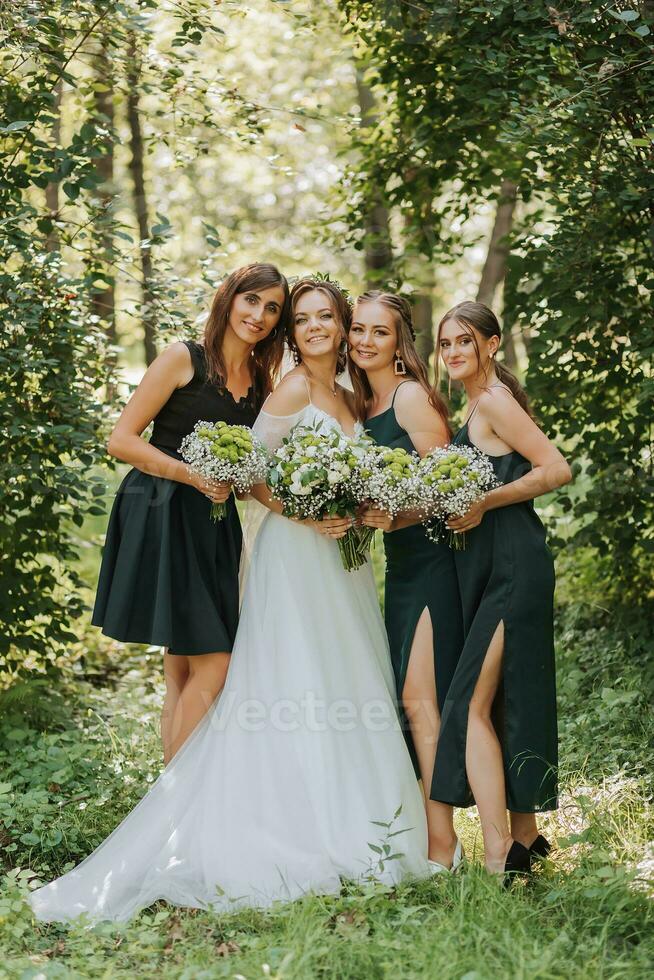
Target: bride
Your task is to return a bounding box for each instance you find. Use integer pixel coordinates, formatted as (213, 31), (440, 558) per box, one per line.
(29, 276), (429, 923)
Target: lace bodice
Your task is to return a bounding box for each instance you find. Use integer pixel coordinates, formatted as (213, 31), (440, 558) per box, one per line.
(252, 403), (363, 452)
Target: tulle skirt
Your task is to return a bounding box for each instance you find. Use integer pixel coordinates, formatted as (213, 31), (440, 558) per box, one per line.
(31, 511), (429, 922)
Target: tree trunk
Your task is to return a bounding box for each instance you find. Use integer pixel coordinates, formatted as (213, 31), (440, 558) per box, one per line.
(45, 79), (63, 252)
(126, 35), (157, 366)
(476, 179), (518, 369)
(92, 42), (116, 349)
(355, 68), (393, 286)
(412, 288), (434, 367)
(476, 179), (517, 308)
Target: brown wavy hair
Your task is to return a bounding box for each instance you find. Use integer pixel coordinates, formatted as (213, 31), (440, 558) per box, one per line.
(288, 277), (352, 373)
(349, 290), (451, 431)
(203, 263), (290, 407)
(435, 301), (531, 416)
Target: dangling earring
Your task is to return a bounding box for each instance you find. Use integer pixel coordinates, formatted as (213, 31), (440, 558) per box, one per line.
(337, 338), (348, 374)
(448, 375), (452, 399)
(394, 349), (407, 376)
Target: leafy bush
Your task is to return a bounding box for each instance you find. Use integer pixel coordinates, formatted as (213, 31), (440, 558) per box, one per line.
(337, 0), (654, 605)
(0, 248), (112, 686)
(0, 3), (116, 686)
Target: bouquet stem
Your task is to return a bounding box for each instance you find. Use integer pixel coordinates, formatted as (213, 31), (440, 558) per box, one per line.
(448, 529), (466, 550)
(210, 501), (227, 522)
(338, 527), (370, 572)
(356, 525), (376, 554)
(425, 518), (466, 550)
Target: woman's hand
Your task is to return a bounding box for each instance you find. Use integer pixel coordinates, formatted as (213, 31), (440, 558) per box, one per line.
(188, 470), (232, 504)
(358, 505), (394, 532)
(305, 515), (353, 540)
(446, 499), (486, 533)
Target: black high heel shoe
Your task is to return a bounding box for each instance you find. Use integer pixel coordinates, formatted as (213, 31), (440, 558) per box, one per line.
(529, 834), (552, 859)
(503, 841), (531, 887)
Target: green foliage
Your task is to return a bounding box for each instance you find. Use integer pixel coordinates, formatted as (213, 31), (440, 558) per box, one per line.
(0, 218), (111, 686)
(337, 0), (654, 604)
(0, 2), (122, 685)
(0, 650), (162, 874)
(0, 615), (652, 976)
(555, 602), (654, 788)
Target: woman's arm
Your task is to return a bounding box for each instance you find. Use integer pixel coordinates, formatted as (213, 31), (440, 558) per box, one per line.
(107, 343), (227, 500)
(447, 388), (572, 532)
(361, 383), (449, 533)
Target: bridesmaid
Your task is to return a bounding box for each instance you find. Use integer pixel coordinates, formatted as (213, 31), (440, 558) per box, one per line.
(349, 291), (465, 872)
(93, 263), (289, 763)
(433, 301), (571, 878)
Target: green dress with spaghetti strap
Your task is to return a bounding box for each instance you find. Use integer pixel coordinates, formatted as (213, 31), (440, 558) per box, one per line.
(365, 383), (464, 779)
(92, 340), (257, 656)
(430, 400), (558, 812)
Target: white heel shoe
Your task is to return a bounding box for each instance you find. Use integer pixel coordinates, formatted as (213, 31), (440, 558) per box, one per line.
(428, 838), (464, 875)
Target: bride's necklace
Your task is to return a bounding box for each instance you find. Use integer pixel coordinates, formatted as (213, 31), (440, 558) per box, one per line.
(304, 367), (338, 398)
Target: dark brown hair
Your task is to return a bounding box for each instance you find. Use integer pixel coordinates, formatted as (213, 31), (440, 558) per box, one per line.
(349, 290), (451, 431)
(436, 301), (531, 416)
(288, 277), (352, 373)
(204, 263), (290, 406)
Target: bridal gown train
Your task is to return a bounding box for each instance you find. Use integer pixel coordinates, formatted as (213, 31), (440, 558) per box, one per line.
(30, 405), (429, 923)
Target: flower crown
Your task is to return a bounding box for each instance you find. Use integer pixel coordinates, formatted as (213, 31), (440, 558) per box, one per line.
(292, 271), (353, 307)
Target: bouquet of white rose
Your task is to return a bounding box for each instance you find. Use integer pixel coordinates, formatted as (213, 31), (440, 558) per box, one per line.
(350, 444), (421, 551)
(414, 444), (500, 548)
(179, 420), (269, 521)
(266, 420), (373, 571)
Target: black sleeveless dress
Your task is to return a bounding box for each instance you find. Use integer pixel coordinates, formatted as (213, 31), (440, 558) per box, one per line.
(365, 383), (464, 779)
(430, 412), (558, 813)
(92, 341), (257, 656)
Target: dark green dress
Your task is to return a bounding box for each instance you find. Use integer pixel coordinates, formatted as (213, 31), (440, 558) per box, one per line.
(365, 384), (464, 780)
(430, 410), (558, 812)
(92, 341), (257, 656)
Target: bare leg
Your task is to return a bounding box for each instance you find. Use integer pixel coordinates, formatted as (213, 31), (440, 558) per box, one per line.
(168, 652), (231, 761)
(465, 621), (513, 874)
(162, 651), (190, 765)
(402, 608), (457, 867)
(510, 812), (539, 849)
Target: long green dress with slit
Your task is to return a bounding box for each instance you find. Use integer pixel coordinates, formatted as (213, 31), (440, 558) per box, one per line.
(365, 383), (464, 779)
(430, 407), (558, 812)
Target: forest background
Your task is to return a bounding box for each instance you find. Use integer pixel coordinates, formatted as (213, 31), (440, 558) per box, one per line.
(0, 1), (652, 977)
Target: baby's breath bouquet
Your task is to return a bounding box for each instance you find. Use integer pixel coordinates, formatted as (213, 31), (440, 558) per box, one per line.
(179, 420), (268, 521)
(415, 445), (500, 548)
(266, 420), (373, 571)
(350, 444), (421, 550)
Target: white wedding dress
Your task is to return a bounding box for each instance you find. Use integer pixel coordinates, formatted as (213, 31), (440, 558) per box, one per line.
(30, 405), (429, 923)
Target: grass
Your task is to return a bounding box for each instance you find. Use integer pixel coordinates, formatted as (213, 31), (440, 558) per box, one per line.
(0, 602), (652, 978)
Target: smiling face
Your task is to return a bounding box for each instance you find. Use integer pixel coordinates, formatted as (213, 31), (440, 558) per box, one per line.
(292, 288), (344, 361)
(227, 285), (286, 345)
(348, 300), (397, 374)
(438, 317), (499, 383)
